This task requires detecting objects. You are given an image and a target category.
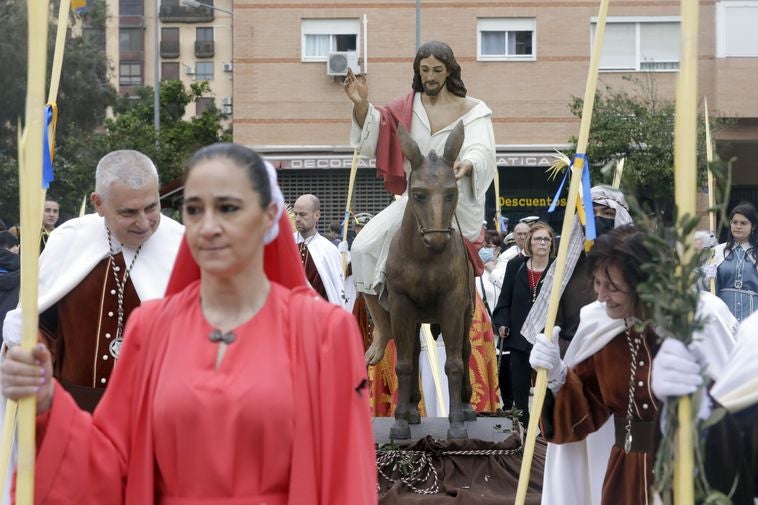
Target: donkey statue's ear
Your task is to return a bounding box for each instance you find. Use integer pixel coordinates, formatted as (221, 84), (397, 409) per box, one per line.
(398, 124), (424, 169)
(442, 121), (465, 167)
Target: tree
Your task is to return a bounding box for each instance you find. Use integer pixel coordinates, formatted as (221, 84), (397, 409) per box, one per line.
(566, 76), (728, 218)
(0, 0), (228, 224)
(0, 0), (116, 224)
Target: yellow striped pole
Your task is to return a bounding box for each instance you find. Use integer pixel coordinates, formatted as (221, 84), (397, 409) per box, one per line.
(15, 0), (51, 501)
(341, 150), (360, 276)
(704, 98), (716, 295)
(514, 0), (611, 502)
(672, 0), (699, 502)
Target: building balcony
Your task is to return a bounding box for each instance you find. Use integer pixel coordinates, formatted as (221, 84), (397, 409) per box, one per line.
(160, 40), (180, 59)
(119, 50), (144, 62)
(195, 40), (215, 58)
(159, 3), (213, 23)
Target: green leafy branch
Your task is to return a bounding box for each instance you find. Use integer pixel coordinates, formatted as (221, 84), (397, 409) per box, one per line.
(623, 155), (733, 505)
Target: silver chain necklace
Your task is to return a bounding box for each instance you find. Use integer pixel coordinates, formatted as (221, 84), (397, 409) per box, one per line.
(734, 245), (747, 289)
(107, 229), (142, 359)
(623, 320), (642, 454)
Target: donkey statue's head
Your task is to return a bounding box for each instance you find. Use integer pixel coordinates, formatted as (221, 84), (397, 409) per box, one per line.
(398, 120), (465, 253)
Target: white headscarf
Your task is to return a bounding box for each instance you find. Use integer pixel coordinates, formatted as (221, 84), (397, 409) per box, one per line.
(520, 186), (632, 344)
(263, 160), (285, 245)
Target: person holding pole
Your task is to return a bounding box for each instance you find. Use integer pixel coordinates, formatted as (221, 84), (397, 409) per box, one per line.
(2, 150), (184, 412)
(0, 143), (377, 504)
(652, 310), (758, 504)
(343, 40), (496, 366)
(529, 225), (735, 505)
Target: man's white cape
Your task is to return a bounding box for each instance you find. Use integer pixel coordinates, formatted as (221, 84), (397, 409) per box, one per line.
(294, 232), (347, 309)
(2, 213), (184, 347)
(541, 291), (737, 505)
(710, 309), (758, 413)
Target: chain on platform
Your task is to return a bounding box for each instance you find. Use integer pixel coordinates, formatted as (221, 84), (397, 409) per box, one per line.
(376, 445), (524, 495)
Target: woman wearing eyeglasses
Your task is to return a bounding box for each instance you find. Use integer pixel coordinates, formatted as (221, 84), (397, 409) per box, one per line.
(493, 220), (555, 426)
(707, 202), (758, 322)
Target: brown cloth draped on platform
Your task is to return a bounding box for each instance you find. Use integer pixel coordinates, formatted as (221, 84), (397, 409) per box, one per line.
(377, 434), (545, 504)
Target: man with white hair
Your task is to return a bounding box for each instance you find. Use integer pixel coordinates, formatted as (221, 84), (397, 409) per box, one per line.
(2, 150), (184, 411)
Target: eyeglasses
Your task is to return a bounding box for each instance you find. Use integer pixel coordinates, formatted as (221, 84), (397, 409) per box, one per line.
(532, 237), (551, 243)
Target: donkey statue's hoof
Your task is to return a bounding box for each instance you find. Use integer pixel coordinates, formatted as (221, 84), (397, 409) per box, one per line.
(408, 408), (421, 425)
(389, 421), (412, 440)
(462, 403), (477, 422)
(447, 426), (468, 440)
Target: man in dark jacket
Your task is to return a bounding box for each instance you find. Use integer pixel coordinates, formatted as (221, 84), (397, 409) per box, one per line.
(0, 231), (20, 341)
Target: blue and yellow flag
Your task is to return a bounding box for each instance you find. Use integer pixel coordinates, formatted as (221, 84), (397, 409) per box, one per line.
(71, 0), (87, 14)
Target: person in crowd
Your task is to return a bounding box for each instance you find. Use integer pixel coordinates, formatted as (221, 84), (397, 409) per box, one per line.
(706, 202), (758, 322)
(529, 225), (735, 505)
(293, 194), (347, 307)
(2, 150), (184, 412)
(0, 231), (20, 340)
(693, 229), (714, 252)
(521, 186), (633, 505)
(652, 311), (757, 505)
(344, 40), (496, 365)
(0, 143), (377, 504)
(326, 220), (342, 246)
(40, 198), (60, 251)
(493, 221), (556, 426)
(523, 186), (633, 352)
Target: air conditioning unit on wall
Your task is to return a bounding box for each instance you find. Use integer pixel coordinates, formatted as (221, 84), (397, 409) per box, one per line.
(223, 62), (233, 72)
(326, 52), (360, 76)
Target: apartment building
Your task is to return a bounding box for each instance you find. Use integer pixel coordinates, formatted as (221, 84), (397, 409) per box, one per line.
(106, 0), (233, 118)
(228, 0), (758, 229)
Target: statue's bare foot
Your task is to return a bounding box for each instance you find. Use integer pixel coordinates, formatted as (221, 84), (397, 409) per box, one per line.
(365, 335), (387, 365)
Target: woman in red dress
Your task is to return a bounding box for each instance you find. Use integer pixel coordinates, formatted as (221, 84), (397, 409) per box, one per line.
(1, 143), (377, 505)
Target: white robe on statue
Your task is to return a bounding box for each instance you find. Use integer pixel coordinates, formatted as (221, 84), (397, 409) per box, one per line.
(348, 93), (496, 300)
(294, 232), (348, 309)
(541, 292), (738, 505)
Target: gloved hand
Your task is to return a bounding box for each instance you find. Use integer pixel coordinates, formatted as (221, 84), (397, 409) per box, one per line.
(651, 338), (703, 399)
(702, 264), (717, 280)
(337, 241), (349, 254)
(529, 326), (566, 394)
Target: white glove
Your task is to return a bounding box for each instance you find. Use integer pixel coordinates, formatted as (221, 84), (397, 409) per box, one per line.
(702, 264), (717, 280)
(337, 241), (349, 254)
(651, 338), (703, 400)
(530, 327), (566, 394)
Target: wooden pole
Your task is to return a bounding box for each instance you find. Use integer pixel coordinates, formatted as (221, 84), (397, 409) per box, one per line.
(673, 0), (698, 503)
(703, 98), (716, 295)
(514, 1), (611, 502)
(0, 1), (68, 495)
(16, 0), (50, 502)
(341, 150), (360, 276)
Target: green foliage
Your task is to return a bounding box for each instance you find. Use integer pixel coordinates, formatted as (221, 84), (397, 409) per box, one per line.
(626, 157), (734, 505)
(102, 80), (230, 186)
(0, 0), (116, 224)
(567, 76), (731, 220)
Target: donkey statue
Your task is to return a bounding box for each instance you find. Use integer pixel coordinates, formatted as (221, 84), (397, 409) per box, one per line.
(386, 120), (475, 440)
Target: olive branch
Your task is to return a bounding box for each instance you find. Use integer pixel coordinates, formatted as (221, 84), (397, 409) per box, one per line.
(624, 155), (734, 505)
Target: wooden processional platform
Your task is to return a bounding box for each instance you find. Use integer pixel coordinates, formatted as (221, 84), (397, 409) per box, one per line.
(373, 416), (544, 504)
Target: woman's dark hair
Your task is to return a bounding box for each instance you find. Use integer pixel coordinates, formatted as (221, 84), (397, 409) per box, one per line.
(725, 201), (758, 265)
(587, 224), (652, 318)
(184, 143), (271, 208)
(412, 41), (467, 98)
